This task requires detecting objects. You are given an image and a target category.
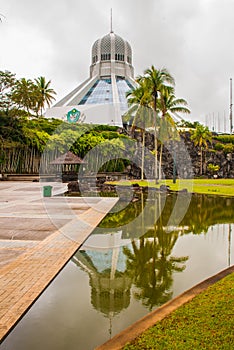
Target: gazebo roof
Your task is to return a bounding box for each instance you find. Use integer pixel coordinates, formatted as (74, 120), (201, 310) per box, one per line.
(50, 151), (84, 165)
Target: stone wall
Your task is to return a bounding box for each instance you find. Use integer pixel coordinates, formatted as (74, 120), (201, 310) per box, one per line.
(128, 130), (234, 179)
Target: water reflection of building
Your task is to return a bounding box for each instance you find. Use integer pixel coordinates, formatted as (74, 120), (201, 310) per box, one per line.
(72, 232), (132, 319)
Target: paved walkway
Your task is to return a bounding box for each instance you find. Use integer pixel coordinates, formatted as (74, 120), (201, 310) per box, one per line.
(0, 182), (118, 341)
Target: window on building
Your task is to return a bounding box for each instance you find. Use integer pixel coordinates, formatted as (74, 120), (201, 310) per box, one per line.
(115, 54), (125, 61)
(101, 53), (111, 61)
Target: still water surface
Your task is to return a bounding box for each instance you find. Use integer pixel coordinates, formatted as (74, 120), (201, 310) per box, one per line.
(1, 193), (233, 350)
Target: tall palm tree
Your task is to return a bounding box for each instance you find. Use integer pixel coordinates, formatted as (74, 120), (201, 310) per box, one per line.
(191, 124), (212, 175)
(126, 79), (153, 180)
(158, 85), (190, 179)
(35, 76), (56, 116)
(143, 66), (175, 183)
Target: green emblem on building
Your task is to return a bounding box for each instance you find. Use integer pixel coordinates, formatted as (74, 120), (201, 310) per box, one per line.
(67, 108), (81, 123)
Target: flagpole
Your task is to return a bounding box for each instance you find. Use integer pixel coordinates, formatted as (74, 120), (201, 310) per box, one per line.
(230, 78), (233, 134)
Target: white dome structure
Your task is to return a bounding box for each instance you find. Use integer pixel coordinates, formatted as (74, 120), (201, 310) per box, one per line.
(46, 30), (136, 126)
(90, 32), (134, 78)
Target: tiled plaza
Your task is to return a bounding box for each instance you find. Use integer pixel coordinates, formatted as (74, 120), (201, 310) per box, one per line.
(0, 182), (117, 341)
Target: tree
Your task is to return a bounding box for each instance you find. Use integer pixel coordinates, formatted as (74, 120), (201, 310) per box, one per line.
(126, 78), (153, 179)
(191, 123), (212, 175)
(12, 78), (39, 116)
(0, 70), (16, 112)
(158, 85), (190, 179)
(143, 66), (175, 183)
(35, 76), (56, 116)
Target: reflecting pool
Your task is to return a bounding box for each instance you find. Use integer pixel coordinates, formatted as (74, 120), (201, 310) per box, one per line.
(0, 193), (233, 350)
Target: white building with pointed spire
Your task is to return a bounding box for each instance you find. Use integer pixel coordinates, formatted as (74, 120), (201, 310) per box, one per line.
(46, 28), (136, 126)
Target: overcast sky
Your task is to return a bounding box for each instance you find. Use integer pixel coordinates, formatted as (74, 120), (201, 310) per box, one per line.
(1, 0), (234, 131)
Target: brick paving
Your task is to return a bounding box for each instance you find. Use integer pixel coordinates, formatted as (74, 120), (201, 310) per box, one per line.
(0, 182), (117, 341)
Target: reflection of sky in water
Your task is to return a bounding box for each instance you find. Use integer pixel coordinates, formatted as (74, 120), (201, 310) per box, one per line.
(172, 223), (233, 296)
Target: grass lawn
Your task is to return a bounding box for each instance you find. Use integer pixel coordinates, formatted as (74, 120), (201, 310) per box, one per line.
(106, 179), (234, 197)
(123, 273), (234, 350)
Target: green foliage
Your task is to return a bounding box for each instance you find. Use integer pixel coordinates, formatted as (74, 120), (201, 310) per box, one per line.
(159, 85), (190, 119)
(191, 123), (212, 175)
(214, 142), (234, 153)
(0, 151), (5, 165)
(98, 130), (127, 140)
(46, 128), (82, 153)
(207, 163), (220, 174)
(0, 70), (57, 117)
(177, 120), (201, 129)
(34, 76), (56, 116)
(125, 65), (190, 181)
(100, 158), (126, 172)
(21, 126), (50, 152)
(0, 114), (65, 152)
(191, 123), (212, 148)
(93, 124), (119, 132)
(223, 143), (234, 153)
(26, 117), (63, 135)
(123, 273), (234, 350)
(143, 66), (175, 112)
(109, 179), (234, 197)
(214, 142), (224, 151)
(215, 134), (234, 144)
(71, 131), (105, 157)
(0, 70), (16, 111)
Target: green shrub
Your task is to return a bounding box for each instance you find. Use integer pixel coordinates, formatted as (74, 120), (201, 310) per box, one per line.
(207, 163), (220, 174)
(215, 135), (234, 144)
(100, 158), (125, 172)
(93, 125), (119, 132)
(223, 143), (234, 154)
(100, 131), (128, 140)
(214, 142), (224, 151)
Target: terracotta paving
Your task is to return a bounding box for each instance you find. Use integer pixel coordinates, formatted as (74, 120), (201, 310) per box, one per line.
(0, 182), (117, 342)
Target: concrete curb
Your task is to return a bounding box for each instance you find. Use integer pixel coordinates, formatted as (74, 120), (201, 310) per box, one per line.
(95, 265), (234, 350)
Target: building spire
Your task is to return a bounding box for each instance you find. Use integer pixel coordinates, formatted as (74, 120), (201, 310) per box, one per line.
(110, 8), (113, 33)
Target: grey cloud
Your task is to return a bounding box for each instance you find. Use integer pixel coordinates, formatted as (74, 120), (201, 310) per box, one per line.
(1, 0), (234, 131)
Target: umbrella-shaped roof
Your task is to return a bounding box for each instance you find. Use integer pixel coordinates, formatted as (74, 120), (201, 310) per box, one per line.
(50, 151), (85, 165)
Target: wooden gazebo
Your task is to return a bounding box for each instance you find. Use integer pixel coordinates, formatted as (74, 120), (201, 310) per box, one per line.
(50, 151), (85, 181)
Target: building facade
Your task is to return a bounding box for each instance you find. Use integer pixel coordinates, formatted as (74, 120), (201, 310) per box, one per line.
(46, 30), (136, 126)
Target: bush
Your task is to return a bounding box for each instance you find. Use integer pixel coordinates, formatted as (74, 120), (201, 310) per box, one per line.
(223, 143), (234, 154)
(207, 163), (220, 174)
(93, 125), (119, 132)
(215, 135), (234, 144)
(214, 143), (224, 151)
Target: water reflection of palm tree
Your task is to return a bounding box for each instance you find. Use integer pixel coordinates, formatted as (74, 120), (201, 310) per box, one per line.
(124, 193), (188, 310)
(124, 232), (187, 310)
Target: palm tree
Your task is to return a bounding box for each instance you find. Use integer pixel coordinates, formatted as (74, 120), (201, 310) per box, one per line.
(158, 85), (190, 179)
(35, 76), (56, 116)
(126, 79), (153, 179)
(191, 123), (212, 175)
(143, 66), (175, 183)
